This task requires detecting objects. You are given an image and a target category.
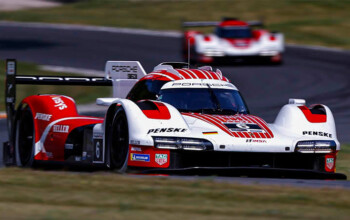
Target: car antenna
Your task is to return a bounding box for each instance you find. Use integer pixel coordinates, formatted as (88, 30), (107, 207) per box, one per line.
(187, 38), (190, 68)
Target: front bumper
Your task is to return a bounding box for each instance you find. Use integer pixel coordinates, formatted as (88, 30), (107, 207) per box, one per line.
(141, 167), (347, 180)
(128, 148), (343, 179)
(194, 53), (283, 64)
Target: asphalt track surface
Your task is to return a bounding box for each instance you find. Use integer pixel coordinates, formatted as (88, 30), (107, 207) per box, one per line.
(0, 22), (350, 187)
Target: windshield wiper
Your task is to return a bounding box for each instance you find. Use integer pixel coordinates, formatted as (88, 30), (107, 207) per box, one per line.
(220, 109), (239, 115)
(206, 83), (222, 112)
(201, 108), (239, 115)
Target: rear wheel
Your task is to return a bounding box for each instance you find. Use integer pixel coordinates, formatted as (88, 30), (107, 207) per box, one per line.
(15, 106), (35, 167)
(108, 108), (129, 173)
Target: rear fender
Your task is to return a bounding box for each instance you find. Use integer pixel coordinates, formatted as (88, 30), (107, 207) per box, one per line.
(21, 95), (103, 161)
(21, 95), (78, 143)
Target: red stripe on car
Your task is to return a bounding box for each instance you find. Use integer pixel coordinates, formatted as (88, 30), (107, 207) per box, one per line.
(298, 106), (327, 123)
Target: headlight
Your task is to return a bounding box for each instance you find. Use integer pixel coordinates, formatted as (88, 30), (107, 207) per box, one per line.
(203, 49), (224, 57)
(153, 137), (213, 151)
(295, 140), (336, 153)
(259, 50), (279, 56)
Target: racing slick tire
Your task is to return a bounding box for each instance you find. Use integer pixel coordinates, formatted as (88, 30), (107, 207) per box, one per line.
(269, 53), (283, 65)
(107, 107), (129, 173)
(14, 105), (35, 167)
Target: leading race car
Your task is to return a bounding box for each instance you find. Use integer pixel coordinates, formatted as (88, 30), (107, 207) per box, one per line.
(182, 18), (284, 64)
(3, 59), (346, 179)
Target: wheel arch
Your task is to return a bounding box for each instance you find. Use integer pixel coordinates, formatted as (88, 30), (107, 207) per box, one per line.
(103, 99), (190, 167)
(13, 103), (35, 167)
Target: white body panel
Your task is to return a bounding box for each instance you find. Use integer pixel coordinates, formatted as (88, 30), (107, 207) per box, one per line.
(104, 78), (339, 153)
(194, 33), (284, 57)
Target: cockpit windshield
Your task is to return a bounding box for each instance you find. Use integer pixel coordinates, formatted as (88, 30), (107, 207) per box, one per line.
(215, 26), (252, 39)
(158, 88), (249, 115)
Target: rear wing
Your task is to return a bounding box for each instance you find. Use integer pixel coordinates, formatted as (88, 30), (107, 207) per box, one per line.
(5, 59), (147, 131)
(3, 59), (146, 165)
(182, 20), (264, 28)
(5, 59), (111, 134)
(182, 21), (220, 28)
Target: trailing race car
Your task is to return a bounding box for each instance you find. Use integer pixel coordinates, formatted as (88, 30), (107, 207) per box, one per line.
(3, 59), (346, 179)
(182, 18), (284, 64)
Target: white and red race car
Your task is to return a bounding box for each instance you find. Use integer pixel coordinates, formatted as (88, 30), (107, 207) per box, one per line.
(182, 18), (284, 64)
(3, 60), (345, 179)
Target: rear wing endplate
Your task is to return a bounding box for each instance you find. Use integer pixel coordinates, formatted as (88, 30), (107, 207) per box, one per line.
(105, 61), (146, 98)
(182, 21), (220, 28)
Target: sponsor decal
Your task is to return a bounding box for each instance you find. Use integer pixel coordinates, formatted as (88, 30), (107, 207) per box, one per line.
(224, 123), (265, 133)
(246, 139), (267, 143)
(302, 131), (332, 138)
(35, 113), (52, 121)
(52, 96), (67, 110)
(130, 153), (150, 162)
(46, 152), (53, 158)
(64, 144), (74, 150)
(17, 76), (109, 83)
(93, 133), (103, 139)
(326, 158), (334, 170)
(112, 65), (137, 73)
(53, 125), (69, 133)
(155, 154), (168, 166)
(7, 61), (15, 75)
(172, 82), (233, 88)
(130, 140), (140, 145)
(182, 113), (274, 138)
(203, 131), (218, 135)
(82, 151), (87, 161)
(128, 74), (137, 79)
(6, 97), (14, 103)
(131, 146), (142, 152)
(7, 84), (13, 94)
(235, 42), (248, 47)
(147, 128), (187, 134)
(95, 141), (101, 159)
(224, 118), (249, 123)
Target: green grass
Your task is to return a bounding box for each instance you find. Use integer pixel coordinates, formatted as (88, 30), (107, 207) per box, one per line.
(337, 144), (350, 177)
(0, 0), (350, 49)
(0, 165), (349, 220)
(0, 145), (348, 219)
(0, 61), (111, 111)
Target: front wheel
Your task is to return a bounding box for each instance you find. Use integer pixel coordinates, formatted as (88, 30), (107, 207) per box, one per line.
(269, 53), (283, 65)
(15, 106), (35, 167)
(107, 108), (129, 173)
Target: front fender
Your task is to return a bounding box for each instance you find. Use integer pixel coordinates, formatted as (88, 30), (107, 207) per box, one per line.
(273, 103), (339, 150)
(105, 99), (189, 146)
